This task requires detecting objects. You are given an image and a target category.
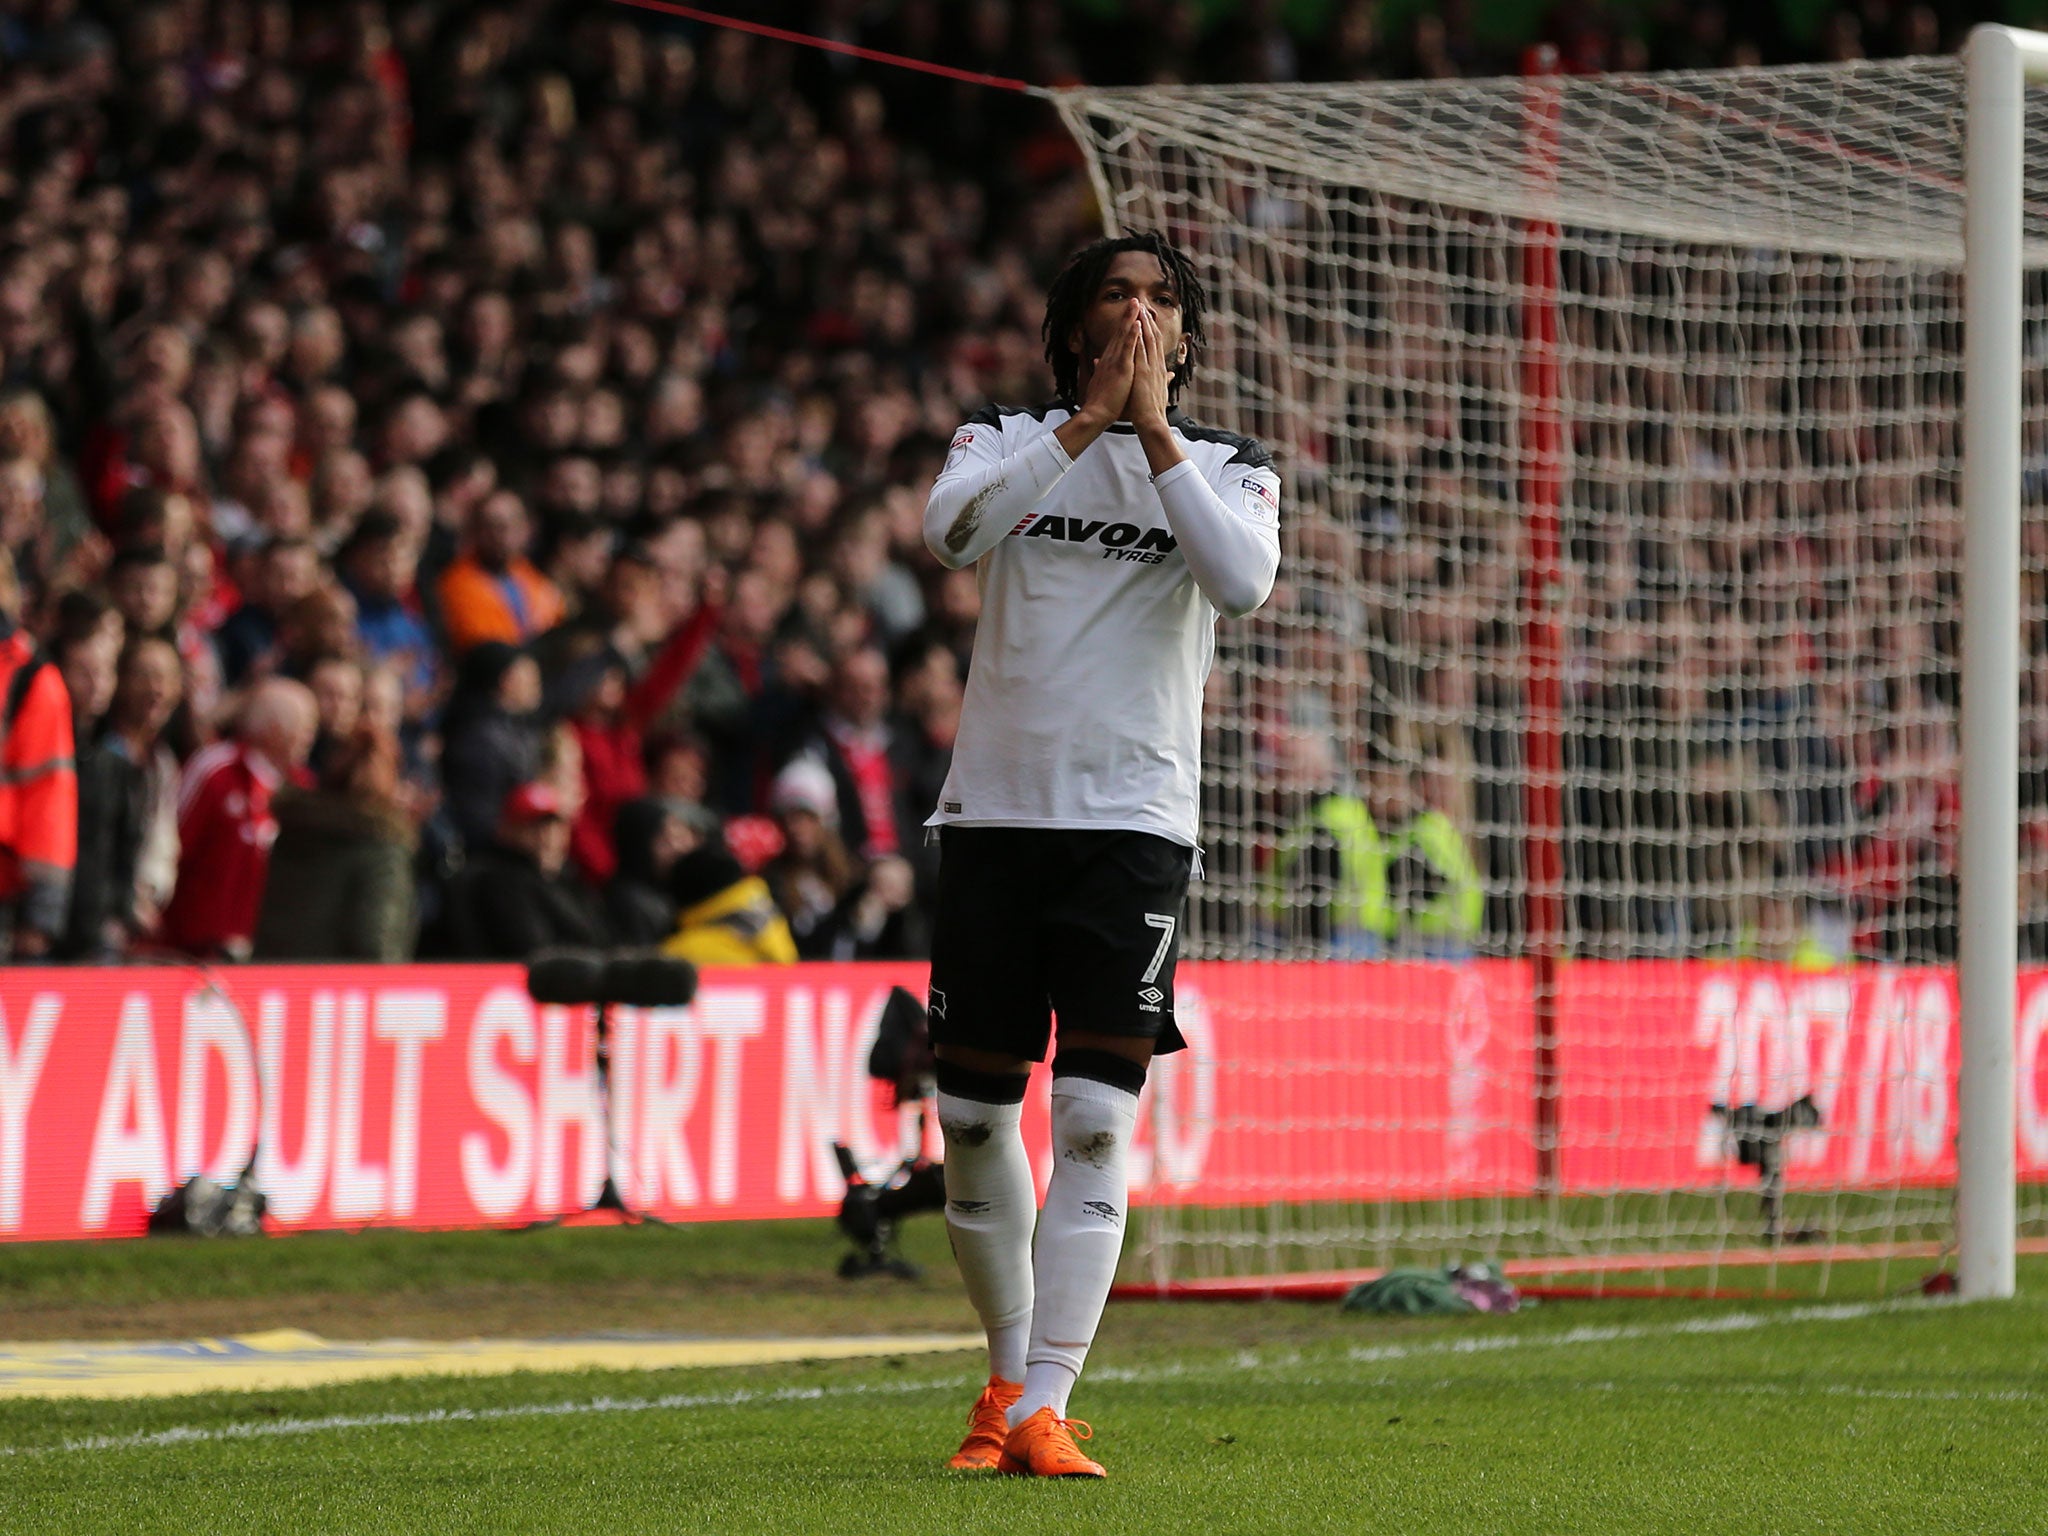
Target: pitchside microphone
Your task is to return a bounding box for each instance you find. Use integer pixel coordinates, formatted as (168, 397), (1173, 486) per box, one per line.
(602, 953), (699, 1008)
(520, 948), (699, 1226)
(523, 950), (698, 1008)
(526, 949), (608, 1006)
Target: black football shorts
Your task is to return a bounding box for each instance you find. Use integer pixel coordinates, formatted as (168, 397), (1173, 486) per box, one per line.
(926, 825), (1194, 1060)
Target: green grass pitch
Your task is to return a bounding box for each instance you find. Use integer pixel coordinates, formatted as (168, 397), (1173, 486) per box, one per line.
(2, 1222), (2043, 1534)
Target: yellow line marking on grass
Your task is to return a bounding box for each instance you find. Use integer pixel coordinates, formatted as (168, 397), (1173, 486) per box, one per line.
(0, 1330), (983, 1401)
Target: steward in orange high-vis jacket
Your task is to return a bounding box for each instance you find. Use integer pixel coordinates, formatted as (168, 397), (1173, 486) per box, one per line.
(0, 614), (76, 958)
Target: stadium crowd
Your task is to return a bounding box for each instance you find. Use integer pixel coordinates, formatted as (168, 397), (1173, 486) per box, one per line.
(0, 0), (2003, 967)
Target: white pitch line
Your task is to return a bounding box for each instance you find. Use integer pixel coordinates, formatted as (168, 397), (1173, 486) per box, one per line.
(1333, 1374), (2041, 1407)
(1661, 1379), (2042, 1405)
(1340, 1298), (1915, 1364)
(0, 1377), (958, 1459)
(0, 1297), (1986, 1459)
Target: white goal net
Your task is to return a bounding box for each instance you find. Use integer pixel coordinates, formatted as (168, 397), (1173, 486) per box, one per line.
(1052, 58), (2048, 1291)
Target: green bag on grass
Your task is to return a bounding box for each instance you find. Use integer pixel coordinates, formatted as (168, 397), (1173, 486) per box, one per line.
(1340, 1268), (1475, 1315)
(1341, 1263), (1522, 1315)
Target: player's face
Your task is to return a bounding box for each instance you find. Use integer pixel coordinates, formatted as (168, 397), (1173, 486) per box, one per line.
(1071, 251), (1186, 384)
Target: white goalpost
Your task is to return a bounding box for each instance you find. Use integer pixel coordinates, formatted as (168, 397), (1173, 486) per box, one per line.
(1958, 22), (2047, 1301)
(1052, 36), (2047, 1297)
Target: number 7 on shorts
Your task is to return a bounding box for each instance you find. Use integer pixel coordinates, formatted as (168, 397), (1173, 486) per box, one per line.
(1141, 912), (1176, 984)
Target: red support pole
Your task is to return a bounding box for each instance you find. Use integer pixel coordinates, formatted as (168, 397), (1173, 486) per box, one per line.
(1519, 44), (1566, 1194)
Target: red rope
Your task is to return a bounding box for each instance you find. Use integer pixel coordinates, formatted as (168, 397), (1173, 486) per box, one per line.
(605, 0), (1040, 94)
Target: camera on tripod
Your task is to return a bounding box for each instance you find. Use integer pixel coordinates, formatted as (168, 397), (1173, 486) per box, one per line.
(833, 985), (948, 1278)
(1709, 1093), (1824, 1242)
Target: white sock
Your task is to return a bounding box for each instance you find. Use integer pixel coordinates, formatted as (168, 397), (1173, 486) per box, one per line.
(937, 1088), (1034, 1385)
(1013, 1074), (1140, 1424)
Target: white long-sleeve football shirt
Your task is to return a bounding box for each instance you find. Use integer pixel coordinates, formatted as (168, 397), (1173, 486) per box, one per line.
(922, 403), (1281, 847)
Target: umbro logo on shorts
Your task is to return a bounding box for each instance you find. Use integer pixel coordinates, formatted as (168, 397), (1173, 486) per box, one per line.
(1138, 985), (1165, 1012)
(1082, 1201), (1121, 1225)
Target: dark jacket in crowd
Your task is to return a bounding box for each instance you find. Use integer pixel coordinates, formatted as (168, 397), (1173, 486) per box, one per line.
(604, 798), (679, 946)
(888, 710), (953, 907)
(212, 602), (279, 688)
(440, 642), (541, 853)
(60, 733), (142, 961)
(253, 788), (418, 962)
(765, 854), (928, 962)
(439, 841), (608, 960)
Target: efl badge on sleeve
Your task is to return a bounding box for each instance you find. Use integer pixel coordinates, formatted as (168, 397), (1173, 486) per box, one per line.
(1243, 476), (1280, 526)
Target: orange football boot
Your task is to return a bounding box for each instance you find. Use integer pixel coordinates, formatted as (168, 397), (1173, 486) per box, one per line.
(995, 1405), (1106, 1478)
(946, 1376), (1024, 1470)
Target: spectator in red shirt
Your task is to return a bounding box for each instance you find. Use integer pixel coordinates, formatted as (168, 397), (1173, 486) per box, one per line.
(556, 575), (724, 885)
(797, 647), (913, 862)
(160, 677), (318, 960)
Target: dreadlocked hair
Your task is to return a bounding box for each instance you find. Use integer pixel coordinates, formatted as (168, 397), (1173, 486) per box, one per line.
(1041, 232), (1208, 409)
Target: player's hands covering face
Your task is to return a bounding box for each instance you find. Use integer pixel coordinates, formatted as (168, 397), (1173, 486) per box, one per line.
(1130, 305), (1174, 430)
(1080, 302), (1140, 425)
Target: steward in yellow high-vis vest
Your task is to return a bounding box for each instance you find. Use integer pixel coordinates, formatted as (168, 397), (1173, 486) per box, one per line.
(1391, 807), (1484, 950)
(1266, 792), (1395, 951)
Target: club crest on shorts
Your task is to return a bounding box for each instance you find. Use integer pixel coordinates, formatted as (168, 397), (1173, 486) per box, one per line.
(927, 986), (947, 1021)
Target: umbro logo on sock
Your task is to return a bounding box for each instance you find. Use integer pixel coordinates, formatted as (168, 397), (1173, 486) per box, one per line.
(949, 1199), (992, 1213)
(1081, 1200), (1121, 1225)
